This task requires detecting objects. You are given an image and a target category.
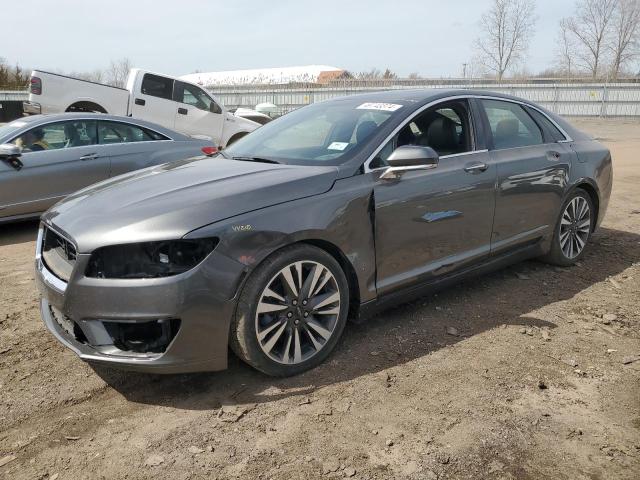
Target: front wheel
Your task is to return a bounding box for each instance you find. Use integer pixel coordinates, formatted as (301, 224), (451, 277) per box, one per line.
(541, 189), (594, 266)
(230, 244), (349, 376)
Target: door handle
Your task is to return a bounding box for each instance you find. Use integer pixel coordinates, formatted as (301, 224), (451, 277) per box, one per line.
(79, 153), (99, 161)
(134, 98), (145, 106)
(178, 107), (188, 115)
(464, 162), (488, 173)
(547, 151), (561, 161)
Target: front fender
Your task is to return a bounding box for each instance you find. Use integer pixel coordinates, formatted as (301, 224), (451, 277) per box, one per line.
(184, 174), (377, 304)
(221, 114), (260, 147)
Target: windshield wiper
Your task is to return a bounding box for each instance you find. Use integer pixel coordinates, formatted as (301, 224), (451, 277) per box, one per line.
(232, 156), (281, 164)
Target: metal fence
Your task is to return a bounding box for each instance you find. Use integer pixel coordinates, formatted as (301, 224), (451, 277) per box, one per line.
(210, 80), (640, 117)
(5, 80), (640, 116)
(0, 90), (27, 101)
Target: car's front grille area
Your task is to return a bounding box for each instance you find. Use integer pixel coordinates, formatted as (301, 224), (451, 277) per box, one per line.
(41, 227), (77, 282)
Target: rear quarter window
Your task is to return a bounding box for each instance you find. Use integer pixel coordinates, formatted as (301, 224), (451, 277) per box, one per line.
(525, 107), (567, 142)
(141, 74), (174, 100)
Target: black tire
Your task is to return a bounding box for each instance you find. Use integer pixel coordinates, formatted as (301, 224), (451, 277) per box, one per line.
(230, 244), (349, 376)
(541, 189), (594, 266)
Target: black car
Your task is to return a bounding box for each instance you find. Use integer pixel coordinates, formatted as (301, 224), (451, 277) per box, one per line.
(35, 90), (612, 376)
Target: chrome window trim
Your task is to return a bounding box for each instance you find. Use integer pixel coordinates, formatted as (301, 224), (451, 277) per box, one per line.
(7, 118), (176, 145)
(475, 95), (573, 143)
(363, 94), (573, 173)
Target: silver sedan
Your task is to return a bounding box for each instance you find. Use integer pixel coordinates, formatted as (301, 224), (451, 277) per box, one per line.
(0, 113), (218, 223)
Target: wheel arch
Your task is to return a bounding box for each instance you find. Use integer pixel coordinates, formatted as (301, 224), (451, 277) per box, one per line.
(240, 238), (362, 320)
(65, 101), (107, 114)
(225, 131), (248, 147)
(570, 180), (600, 231)
(299, 239), (361, 319)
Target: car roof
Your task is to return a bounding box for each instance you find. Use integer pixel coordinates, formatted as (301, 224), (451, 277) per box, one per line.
(322, 88), (534, 106)
(10, 113), (187, 139)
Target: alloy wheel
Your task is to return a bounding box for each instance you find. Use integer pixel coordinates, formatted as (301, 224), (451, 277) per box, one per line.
(255, 261), (341, 365)
(559, 196), (591, 259)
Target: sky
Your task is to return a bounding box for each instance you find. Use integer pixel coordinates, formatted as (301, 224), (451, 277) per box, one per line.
(4, 0), (576, 78)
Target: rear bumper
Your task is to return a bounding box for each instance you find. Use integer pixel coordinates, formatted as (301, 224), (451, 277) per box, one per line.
(35, 229), (247, 373)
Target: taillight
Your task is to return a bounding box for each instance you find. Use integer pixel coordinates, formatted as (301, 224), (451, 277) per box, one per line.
(30, 77), (42, 95)
(201, 146), (218, 156)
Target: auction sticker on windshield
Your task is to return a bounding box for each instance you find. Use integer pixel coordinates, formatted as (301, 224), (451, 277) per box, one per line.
(328, 142), (349, 151)
(356, 102), (403, 112)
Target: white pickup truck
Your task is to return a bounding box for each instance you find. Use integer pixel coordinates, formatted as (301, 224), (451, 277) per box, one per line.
(24, 69), (259, 147)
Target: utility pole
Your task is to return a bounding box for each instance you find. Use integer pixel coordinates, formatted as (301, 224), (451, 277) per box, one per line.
(462, 63), (468, 79)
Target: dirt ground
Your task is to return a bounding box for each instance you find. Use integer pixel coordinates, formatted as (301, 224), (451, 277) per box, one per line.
(0, 118), (638, 480)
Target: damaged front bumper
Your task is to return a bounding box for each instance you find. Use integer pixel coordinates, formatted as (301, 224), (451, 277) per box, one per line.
(35, 226), (247, 373)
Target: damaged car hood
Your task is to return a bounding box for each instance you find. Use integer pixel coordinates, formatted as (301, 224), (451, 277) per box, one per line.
(42, 157), (339, 253)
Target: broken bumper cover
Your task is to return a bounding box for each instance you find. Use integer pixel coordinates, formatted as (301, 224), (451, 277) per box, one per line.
(35, 236), (247, 374)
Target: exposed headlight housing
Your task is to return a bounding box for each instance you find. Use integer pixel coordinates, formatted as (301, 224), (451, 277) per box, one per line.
(85, 238), (218, 279)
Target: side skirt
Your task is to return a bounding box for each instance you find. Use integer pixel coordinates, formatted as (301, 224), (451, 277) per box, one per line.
(356, 240), (545, 322)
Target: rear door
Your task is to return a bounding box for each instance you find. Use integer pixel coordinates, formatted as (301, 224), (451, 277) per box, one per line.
(0, 120), (109, 218)
(130, 73), (177, 130)
(478, 98), (574, 254)
(173, 81), (224, 144)
(97, 120), (173, 176)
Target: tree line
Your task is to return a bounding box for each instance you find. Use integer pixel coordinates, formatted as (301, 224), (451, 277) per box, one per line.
(475, 0), (640, 80)
(0, 58), (133, 89)
(3, 1), (640, 85)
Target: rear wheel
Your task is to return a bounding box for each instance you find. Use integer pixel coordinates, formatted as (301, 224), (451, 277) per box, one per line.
(542, 189), (594, 266)
(230, 244), (349, 376)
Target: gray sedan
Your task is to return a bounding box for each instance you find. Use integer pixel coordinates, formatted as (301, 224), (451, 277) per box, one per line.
(0, 113), (217, 223)
(35, 90), (612, 376)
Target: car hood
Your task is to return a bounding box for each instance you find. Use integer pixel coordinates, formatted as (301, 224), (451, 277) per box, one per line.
(43, 157), (339, 253)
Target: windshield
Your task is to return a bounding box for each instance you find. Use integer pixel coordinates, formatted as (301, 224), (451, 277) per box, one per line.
(224, 99), (405, 165)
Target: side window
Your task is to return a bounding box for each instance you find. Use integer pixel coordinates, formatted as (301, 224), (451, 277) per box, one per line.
(481, 99), (543, 149)
(140, 73), (174, 100)
(98, 121), (169, 144)
(525, 107), (567, 142)
(12, 120), (97, 152)
(174, 81), (221, 113)
(370, 100), (473, 168)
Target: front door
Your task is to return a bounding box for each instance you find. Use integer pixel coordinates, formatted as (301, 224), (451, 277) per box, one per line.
(0, 119), (109, 219)
(372, 99), (496, 295)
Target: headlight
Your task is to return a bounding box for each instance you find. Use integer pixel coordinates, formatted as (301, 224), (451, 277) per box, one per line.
(85, 238), (218, 279)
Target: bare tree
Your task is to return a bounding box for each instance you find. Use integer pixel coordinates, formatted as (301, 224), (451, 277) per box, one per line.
(105, 57), (133, 88)
(476, 0), (537, 81)
(355, 68), (398, 80)
(609, 0), (640, 78)
(562, 0), (617, 78)
(556, 19), (577, 76)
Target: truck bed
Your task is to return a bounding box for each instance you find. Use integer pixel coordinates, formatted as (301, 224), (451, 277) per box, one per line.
(28, 70), (130, 116)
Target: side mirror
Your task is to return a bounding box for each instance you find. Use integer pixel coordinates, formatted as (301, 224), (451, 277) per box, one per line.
(210, 103), (222, 114)
(380, 145), (439, 179)
(0, 144), (23, 170)
(0, 143), (21, 159)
